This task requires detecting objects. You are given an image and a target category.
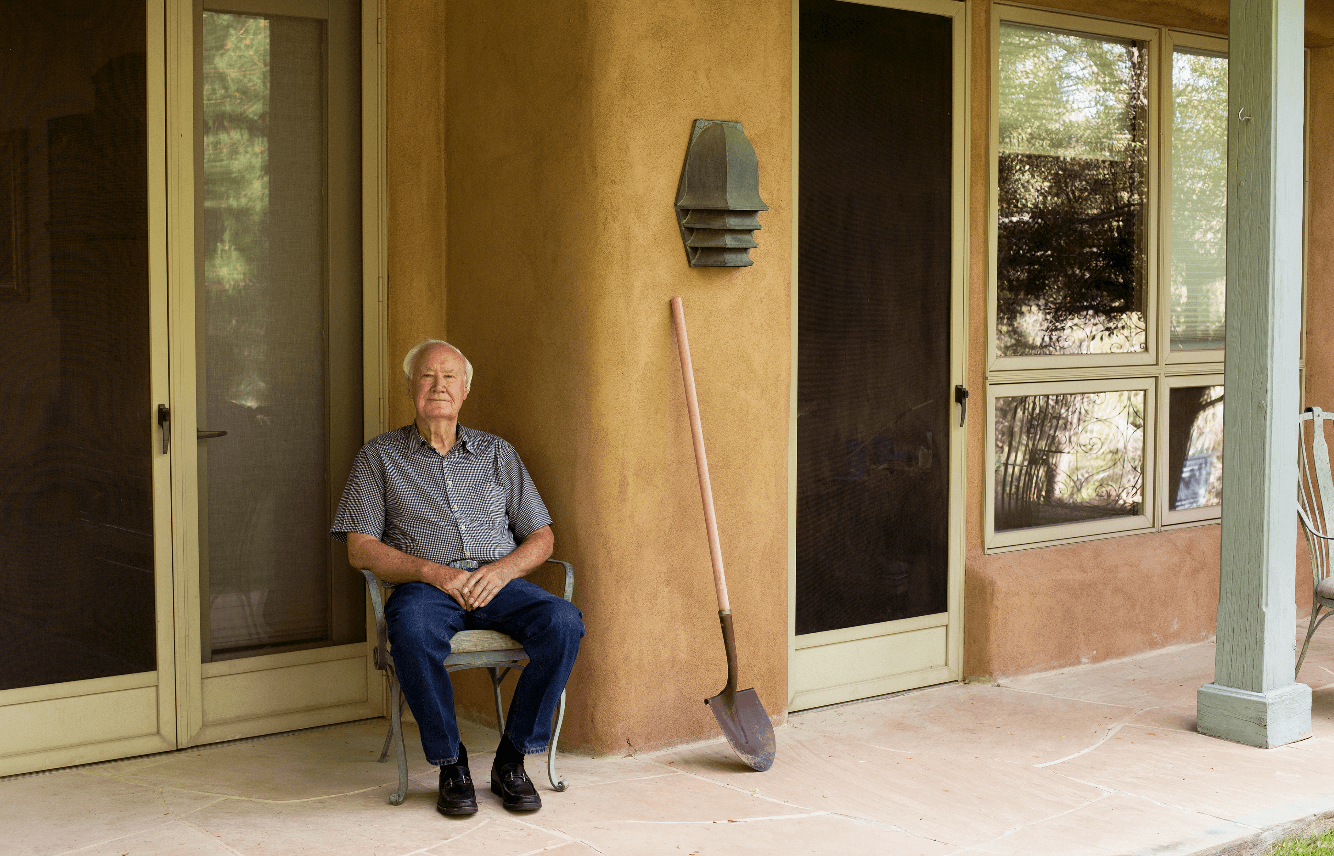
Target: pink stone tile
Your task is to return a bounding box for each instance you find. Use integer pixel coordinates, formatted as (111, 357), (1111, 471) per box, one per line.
(1001, 641), (1217, 710)
(564, 813), (954, 856)
(420, 817), (587, 855)
(188, 789), (566, 856)
(62, 819), (241, 856)
(1046, 723), (1334, 826)
(655, 727), (1104, 847)
(793, 683), (1134, 765)
(0, 770), (222, 856)
(956, 793), (1253, 856)
(98, 719), (435, 803)
(515, 767), (807, 828)
(1125, 704), (1198, 733)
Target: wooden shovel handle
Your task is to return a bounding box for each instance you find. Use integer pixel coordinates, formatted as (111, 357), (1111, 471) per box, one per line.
(671, 296), (730, 612)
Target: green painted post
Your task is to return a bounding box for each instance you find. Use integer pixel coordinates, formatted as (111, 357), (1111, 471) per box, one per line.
(1197, 0), (1311, 748)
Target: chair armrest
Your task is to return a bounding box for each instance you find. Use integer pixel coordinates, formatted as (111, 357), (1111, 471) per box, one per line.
(544, 558), (575, 602)
(1298, 507), (1334, 542)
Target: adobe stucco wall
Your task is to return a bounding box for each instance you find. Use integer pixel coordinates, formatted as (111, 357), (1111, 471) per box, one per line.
(437, 0), (792, 754)
(379, 0), (1334, 750)
(385, 0), (447, 429)
(963, 0), (1334, 681)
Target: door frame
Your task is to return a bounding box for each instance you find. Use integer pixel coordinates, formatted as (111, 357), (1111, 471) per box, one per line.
(788, 0), (970, 712)
(164, 0), (388, 747)
(0, 0), (179, 778)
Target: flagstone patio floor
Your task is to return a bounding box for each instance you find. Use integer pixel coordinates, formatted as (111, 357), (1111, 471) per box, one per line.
(9, 622), (1334, 856)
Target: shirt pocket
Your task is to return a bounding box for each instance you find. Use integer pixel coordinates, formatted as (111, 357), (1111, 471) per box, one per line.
(481, 481), (510, 529)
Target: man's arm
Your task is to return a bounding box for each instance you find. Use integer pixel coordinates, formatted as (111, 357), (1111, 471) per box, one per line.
(347, 532), (473, 608)
(460, 525), (554, 610)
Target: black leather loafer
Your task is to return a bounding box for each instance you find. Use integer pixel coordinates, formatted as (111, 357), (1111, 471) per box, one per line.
(490, 762), (542, 811)
(437, 765), (478, 816)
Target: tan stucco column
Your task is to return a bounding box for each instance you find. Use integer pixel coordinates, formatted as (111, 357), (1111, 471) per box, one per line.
(441, 0), (792, 754)
(1197, 0), (1311, 748)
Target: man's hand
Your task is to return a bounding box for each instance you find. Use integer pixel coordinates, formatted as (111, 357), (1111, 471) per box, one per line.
(423, 563), (474, 610)
(347, 525), (554, 611)
(460, 563), (519, 610)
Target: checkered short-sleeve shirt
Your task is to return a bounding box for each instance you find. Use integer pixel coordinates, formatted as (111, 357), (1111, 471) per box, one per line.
(330, 424), (552, 564)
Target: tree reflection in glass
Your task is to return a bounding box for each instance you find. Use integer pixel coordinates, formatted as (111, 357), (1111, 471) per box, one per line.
(203, 12), (271, 408)
(994, 389), (1145, 531)
(996, 25), (1149, 356)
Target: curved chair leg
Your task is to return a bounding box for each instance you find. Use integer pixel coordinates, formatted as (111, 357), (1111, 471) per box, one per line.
(387, 675), (408, 806)
(1297, 600), (1333, 678)
(378, 689), (406, 762)
(488, 666), (507, 736)
(547, 689), (567, 792)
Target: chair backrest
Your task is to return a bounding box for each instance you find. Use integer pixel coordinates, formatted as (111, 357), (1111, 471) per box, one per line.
(1298, 407), (1334, 584)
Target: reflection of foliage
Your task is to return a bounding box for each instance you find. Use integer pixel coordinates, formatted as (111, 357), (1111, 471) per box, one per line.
(203, 12), (269, 294)
(1167, 385), (1224, 510)
(1170, 51), (1227, 351)
(996, 25), (1148, 356)
(995, 390), (1144, 531)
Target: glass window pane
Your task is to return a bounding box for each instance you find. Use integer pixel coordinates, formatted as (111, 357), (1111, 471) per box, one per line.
(996, 24), (1149, 356)
(994, 389), (1145, 531)
(1167, 385), (1223, 510)
(1170, 50), (1227, 352)
(0, 1), (155, 690)
(200, 9), (364, 661)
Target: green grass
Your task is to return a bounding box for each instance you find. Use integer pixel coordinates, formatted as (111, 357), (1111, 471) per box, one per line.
(1266, 830), (1334, 855)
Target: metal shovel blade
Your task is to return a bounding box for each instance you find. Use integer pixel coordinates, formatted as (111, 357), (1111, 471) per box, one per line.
(706, 686), (776, 771)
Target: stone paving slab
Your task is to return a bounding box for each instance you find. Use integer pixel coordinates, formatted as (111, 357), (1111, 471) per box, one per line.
(659, 726), (1105, 847)
(6, 624), (1334, 856)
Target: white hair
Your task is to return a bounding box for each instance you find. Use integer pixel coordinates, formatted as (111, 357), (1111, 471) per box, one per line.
(403, 339), (473, 392)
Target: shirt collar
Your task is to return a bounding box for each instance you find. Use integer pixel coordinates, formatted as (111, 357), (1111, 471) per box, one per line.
(404, 423), (473, 456)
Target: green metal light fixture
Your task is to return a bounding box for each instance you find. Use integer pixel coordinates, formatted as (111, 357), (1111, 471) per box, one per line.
(675, 120), (768, 267)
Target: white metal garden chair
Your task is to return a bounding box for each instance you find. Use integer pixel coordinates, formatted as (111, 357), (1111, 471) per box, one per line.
(1296, 407), (1334, 677)
(360, 559), (574, 805)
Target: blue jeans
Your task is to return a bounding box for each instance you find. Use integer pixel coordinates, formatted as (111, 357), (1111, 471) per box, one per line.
(385, 577), (584, 766)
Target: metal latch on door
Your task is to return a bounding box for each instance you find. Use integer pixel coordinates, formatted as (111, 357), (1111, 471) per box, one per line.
(157, 405), (228, 454)
(955, 385), (969, 427)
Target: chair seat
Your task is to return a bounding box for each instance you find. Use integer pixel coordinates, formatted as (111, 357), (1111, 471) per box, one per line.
(361, 559), (574, 804)
(1316, 576), (1334, 602)
(449, 629), (525, 654)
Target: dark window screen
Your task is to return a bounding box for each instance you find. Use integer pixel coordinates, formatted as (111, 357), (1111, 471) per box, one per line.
(0, 1), (154, 689)
(797, 0), (952, 636)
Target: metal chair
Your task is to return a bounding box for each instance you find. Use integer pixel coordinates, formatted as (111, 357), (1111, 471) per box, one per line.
(1296, 408), (1334, 677)
(360, 559), (574, 805)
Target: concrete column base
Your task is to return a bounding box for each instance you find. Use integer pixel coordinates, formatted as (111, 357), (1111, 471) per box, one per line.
(1197, 682), (1312, 748)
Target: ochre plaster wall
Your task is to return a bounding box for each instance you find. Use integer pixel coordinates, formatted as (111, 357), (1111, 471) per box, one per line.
(962, 0), (1332, 681)
(376, 0), (1334, 749)
(385, 0), (447, 430)
(441, 0), (791, 754)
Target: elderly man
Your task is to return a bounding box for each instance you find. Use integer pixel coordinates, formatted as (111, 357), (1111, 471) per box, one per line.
(332, 339), (583, 816)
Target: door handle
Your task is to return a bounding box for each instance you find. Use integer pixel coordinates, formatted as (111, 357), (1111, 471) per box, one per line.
(197, 429), (229, 440)
(157, 404), (170, 454)
(955, 385), (969, 428)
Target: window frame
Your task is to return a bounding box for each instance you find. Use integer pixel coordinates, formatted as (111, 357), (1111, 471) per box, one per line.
(986, 376), (1156, 550)
(986, 6), (1230, 551)
(1158, 371), (1225, 526)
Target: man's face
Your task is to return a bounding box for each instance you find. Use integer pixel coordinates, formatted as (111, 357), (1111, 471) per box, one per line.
(412, 344), (469, 423)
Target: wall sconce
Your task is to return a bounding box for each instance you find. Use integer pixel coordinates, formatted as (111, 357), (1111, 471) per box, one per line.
(675, 119), (768, 267)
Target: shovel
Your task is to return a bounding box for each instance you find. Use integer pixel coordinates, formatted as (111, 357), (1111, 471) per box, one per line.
(670, 296), (776, 772)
